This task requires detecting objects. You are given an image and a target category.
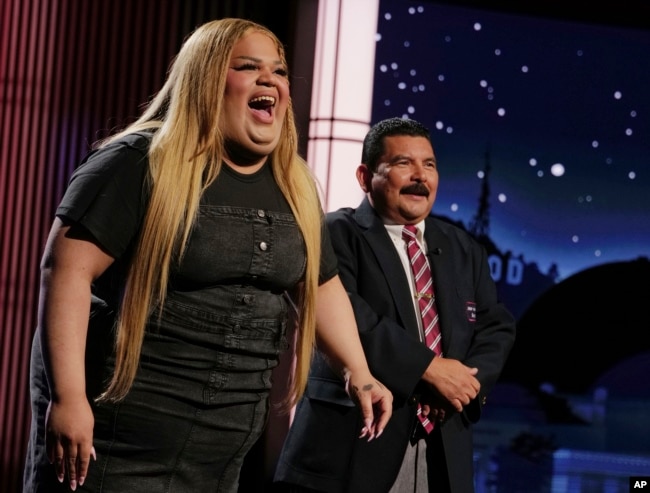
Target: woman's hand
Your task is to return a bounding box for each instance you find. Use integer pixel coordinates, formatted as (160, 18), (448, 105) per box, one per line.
(344, 370), (393, 440)
(46, 398), (96, 490)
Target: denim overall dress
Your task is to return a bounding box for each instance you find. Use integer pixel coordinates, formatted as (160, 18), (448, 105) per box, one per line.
(83, 206), (307, 492)
(23, 133), (330, 492)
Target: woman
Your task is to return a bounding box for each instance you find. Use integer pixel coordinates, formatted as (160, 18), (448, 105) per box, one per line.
(23, 18), (392, 492)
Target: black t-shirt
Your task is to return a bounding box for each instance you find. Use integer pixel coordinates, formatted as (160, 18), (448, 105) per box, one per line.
(56, 132), (337, 304)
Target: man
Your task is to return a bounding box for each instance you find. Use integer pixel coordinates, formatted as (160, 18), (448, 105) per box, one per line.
(274, 118), (516, 492)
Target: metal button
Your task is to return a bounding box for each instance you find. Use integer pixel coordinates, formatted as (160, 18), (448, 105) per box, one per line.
(259, 241), (268, 251)
(243, 295), (253, 304)
(257, 209), (266, 217)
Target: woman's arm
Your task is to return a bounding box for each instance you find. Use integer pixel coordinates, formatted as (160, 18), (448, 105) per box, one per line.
(38, 217), (114, 490)
(315, 275), (393, 440)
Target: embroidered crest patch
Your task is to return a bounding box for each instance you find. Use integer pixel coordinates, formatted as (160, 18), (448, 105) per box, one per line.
(466, 302), (477, 322)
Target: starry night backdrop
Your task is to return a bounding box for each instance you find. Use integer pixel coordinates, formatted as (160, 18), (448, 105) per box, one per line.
(371, 0), (650, 287)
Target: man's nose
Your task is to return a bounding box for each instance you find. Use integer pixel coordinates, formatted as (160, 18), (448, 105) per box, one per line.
(412, 163), (428, 181)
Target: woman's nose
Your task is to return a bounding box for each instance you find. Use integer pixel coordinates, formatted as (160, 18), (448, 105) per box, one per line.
(257, 67), (276, 86)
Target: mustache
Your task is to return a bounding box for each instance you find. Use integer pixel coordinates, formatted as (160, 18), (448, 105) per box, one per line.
(400, 183), (429, 196)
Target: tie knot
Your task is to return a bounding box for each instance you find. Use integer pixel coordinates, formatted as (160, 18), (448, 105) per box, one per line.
(402, 224), (418, 242)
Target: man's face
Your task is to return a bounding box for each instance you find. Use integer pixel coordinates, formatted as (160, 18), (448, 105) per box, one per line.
(357, 135), (438, 224)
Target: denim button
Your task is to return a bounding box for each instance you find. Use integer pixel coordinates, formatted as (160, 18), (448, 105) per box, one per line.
(257, 209), (265, 217)
(259, 241), (268, 251)
(242, 295), (253, 304)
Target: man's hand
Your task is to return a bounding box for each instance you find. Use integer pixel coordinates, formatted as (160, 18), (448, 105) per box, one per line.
(344, 371), (393, 441)
(422, 357), (480, 412)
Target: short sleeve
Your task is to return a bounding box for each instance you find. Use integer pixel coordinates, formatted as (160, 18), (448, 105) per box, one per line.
(319, 215), (339, 284)
(56, 132), (151, 259)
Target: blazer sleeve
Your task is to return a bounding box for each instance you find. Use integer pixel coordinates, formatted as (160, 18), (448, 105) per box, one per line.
(326, 210), (434, 406)
(461, 238), (517, 421)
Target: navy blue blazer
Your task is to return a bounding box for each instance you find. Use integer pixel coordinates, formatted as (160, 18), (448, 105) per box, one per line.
(275, 197), (516, 492)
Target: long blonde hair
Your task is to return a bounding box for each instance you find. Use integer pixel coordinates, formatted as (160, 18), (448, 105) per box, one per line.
(98, 18), (321, 408)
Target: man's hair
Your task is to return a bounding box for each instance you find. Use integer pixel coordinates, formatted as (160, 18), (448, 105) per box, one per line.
(361, 117), (431, 172)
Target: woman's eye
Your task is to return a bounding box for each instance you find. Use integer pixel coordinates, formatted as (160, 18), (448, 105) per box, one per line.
(235, 63), (258, 71)
(275, 68), (288, 77)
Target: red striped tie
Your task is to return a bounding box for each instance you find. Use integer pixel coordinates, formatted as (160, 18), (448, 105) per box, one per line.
(403, 225), (442, 433)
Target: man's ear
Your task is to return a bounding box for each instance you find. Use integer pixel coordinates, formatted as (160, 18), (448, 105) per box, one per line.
(356, 164), (371, 193)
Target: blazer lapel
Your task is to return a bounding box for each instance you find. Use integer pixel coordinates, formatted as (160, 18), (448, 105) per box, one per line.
(355, 198), (420, 338)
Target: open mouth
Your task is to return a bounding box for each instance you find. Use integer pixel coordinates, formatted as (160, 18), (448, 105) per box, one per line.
(248, 95), (276, 116)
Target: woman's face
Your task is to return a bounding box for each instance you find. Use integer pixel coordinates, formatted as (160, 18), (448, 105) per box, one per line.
(221, 31), (290, 170)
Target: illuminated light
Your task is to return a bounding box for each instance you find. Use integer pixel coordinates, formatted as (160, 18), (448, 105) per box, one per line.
(308, 0), (380, 211)
(550, 163), (565, 177)
(498, 193), (507, 203)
